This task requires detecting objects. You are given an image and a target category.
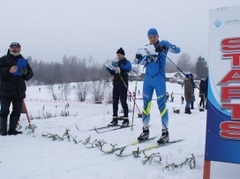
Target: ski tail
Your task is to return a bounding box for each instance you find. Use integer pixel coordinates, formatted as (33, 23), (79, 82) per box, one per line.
(94, 125), (132, 133)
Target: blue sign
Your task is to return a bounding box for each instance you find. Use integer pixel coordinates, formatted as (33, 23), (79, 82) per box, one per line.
(205, 6), (240, 164)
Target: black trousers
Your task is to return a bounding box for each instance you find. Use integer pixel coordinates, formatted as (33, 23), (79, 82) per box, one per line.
(112, 85), (128, 118)
(0, 97), (23, 132)
(199, 95), (205, 108)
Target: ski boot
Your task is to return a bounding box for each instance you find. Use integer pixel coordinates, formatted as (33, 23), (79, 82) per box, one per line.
(157, 129), (169, 144)
(137, 126), (149, 141)
(121, 118), (129, 128)
(108, 117), (118, 127)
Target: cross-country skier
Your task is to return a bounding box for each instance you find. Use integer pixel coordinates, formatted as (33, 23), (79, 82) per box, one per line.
(135, 28), (180, 144)
(106, 48), (132, 127)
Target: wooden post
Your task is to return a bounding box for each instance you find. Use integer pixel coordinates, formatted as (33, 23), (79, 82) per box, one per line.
(22, 100), (31, 124)
(203, 160), (211, 179)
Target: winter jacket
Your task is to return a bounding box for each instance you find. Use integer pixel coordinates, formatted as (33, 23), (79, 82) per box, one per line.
(108, 58), (132, 86)
(184, 77), (194, 102)
(199, 79), (207, 97)
(0, 54), (33, 98)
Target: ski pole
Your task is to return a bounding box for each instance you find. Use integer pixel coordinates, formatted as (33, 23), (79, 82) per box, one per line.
(165, 55), (200, 90)
(130, 72), (139, 130)
(165, 55), (186, 76)
(118, 73), (142, 131)
(118, 73), (142, 115)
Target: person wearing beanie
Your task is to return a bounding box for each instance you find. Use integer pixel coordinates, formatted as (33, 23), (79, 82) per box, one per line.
(135, 28), (181, 144)
(147, 28), (159, 37)
(0, 42), (34, 136)
(116, 47), (125, 55)
(106, 47), (132, 127)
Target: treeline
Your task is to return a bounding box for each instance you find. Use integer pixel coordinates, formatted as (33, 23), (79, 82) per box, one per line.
(27, 53), (208, 85)
(29, 55), (110, 85)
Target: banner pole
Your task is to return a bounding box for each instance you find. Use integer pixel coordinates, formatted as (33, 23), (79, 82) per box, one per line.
(203, 160), (211, 179)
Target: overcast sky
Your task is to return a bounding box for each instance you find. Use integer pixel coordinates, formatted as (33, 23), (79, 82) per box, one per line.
(0, 0), (239, 63)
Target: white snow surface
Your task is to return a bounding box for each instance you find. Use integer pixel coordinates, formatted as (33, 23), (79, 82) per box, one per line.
(1, 81), (240, 179)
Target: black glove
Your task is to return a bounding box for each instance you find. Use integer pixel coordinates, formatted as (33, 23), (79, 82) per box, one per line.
(155, 45), (168, 53)
(20, 68), (28, 75)
(135, 54), (142, 59)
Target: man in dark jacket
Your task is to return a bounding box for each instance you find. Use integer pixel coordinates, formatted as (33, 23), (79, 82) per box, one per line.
(106, 47), (132, 127)
(0, 42), (33, 136)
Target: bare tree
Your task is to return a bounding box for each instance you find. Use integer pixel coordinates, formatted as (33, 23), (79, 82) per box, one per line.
(75, 82), (89, 102)
(46, 84), (58, 100)
(166, 60), (178, 73)
(60, 83), (71, 100)
(176, 53), (193, 73)
(91, 80), (109, 103)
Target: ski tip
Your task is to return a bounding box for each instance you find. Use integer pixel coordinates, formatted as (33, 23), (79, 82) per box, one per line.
(169, 139), (184, 143)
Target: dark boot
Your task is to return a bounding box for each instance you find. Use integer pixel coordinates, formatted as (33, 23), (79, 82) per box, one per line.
(120, 118), (129, 128)
(0, 118), (8, 136)
(108, 117), (118, 127)
(191, 101), (194, 109)
(8, 130), (22, 135)
(8, 117), (22, 135)
(185, 107), (191, 114)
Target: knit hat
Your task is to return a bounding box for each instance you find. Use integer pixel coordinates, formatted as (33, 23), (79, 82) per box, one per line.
(147, 28), (158, 37)
(10, 42), (21, 48)
(116, 47), (125, 55)
(185, 74), (190, 79)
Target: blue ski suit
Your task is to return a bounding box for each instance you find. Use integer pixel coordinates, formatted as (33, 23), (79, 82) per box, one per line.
(138, 40), (180, 130)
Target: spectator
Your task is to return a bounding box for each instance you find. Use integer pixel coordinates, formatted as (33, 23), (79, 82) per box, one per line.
(184, 74), (194, 114)
(0, 42), (33, 136)
(106, 47), (132, 127)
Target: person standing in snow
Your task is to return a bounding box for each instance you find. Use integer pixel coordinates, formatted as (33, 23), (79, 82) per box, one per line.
(181, 95), (184, 104)
(106, 47), (132, 127)
(205, 76), (208, 110)
(170, 92), (174, 102)
(0, 42), (33, 136)
(166, 92), (169, 102)
(189, 73), (196, 109)
(199, 78), (207, 109)
(135, 28), (180, 144)
(183, 74), (194, 114)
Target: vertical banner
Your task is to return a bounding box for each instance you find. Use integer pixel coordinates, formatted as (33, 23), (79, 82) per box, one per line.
(205, 5), (240, 164)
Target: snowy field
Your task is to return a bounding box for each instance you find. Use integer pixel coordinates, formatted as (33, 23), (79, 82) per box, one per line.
(1, 81), (240, 179)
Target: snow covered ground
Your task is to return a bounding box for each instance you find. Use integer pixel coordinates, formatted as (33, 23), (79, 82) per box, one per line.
(1, 81), (240, 179)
